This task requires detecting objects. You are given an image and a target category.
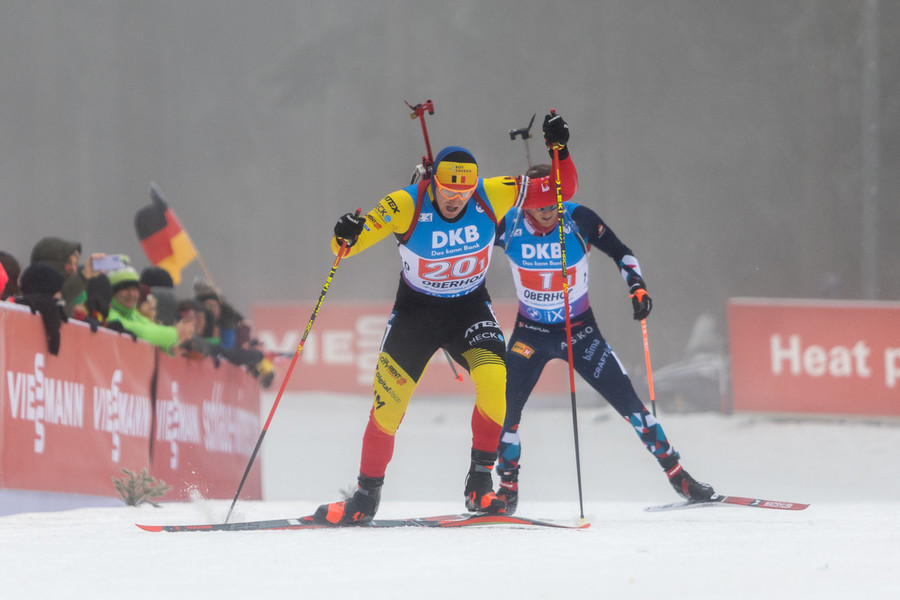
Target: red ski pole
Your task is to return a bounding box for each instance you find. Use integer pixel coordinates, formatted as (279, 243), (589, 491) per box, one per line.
(405, 99), (435, 169)
(640, 318), (657, 417)
(224, 210), (360, 523)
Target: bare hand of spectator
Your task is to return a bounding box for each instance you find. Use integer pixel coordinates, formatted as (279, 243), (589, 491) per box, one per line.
(176, 313), (195, 344)
(82, 253), (106, 279)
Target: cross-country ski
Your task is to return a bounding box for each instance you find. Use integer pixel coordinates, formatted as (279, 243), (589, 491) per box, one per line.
(137, 513), (590, 532)
(644, 494), (810, 512)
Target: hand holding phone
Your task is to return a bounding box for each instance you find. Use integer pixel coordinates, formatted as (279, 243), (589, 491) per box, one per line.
(91, 254), (126, 272)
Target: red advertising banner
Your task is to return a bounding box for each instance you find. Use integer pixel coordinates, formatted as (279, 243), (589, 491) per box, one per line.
(152, 354), (261, 500)
(1, 304), (155, 496)
(2, 303), (263, 514)
(728, 298), (900, 416)
(252, 301), (571, 396)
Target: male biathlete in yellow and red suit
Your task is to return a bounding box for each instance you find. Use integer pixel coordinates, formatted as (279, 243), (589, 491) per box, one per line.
(314, 113), (577, 525)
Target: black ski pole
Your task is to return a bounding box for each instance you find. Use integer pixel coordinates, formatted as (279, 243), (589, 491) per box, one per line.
(506, 113), (537, 240)
(509, 113), (536, 169)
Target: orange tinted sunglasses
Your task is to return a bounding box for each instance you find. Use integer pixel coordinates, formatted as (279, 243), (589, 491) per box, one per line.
(434, 179), (475, 201)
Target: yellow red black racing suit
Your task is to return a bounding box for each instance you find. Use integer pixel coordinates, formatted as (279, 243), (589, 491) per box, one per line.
(330, 157), (573, 479)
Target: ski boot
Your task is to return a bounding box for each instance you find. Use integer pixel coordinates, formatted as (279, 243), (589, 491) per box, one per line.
(313, 475), (383, 525)
(659, 454), (715, 501)
(497, 467), (519, 515)
(464, 449), (506, 514)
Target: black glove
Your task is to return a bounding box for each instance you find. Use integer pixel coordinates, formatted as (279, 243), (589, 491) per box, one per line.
(16, 294), (68, 355)
(543, 112), (570, 157)
(333, 212), (366, 247)
(629, 282), (652, 321)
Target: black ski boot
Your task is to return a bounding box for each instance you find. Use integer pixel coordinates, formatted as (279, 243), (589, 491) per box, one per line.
(313, 475), (383, 525)
(497, 467), (519, 515)
(659, 454), (715, 501)
(464, 449), (506, 514)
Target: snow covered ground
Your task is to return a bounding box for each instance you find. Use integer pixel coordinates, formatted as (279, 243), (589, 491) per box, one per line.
(2, 392), (899, 599)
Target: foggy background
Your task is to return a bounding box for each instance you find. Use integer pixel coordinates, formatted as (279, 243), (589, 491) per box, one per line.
(1, 1), (898, 372)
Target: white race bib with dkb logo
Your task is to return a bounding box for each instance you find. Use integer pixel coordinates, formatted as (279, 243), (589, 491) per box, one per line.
(398, 194), (496, 298)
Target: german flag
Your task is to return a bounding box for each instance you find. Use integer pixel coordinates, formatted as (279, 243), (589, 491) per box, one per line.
(134, 184), (197, 285)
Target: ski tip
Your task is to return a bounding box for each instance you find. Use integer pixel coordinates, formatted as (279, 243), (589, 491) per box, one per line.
(764, 501), (810, 510)
(564, 517), (591, 529)
(545, 518), (590, 530)
(136, 523), (163, 532)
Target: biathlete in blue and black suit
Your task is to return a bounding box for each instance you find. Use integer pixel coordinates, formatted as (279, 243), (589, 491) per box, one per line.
(493, 115), (715, 514)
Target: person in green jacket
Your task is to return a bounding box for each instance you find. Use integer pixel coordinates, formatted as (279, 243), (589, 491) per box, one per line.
(106, 267), (194, 354)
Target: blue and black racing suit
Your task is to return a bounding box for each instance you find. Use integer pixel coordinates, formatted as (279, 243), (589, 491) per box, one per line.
(495, 200), (678, 481)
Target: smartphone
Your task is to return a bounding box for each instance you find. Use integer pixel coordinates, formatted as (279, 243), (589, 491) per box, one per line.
(92, 254), (126, 271)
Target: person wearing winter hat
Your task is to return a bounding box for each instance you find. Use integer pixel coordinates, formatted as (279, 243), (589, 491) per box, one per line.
(29, 237), (81, 277)
(137, 284), (157, 321)
(19, 262), (67, 297)
(29, 236), (106, 317)
(152, 287), (178, 326)
(107, 267), (140, 293)
(193, 280), (219, 302)
(140, 266), (174, 289)
(13, 262), (69, 355)
(193, 280), (223, 340)
(140, 266), (177, 326)
(106, 267), (194, 354)
(492, 114), (715, 513)
(191, 279), (274, 387)
(314, 110), (579, 526)
(193, 279), (247, 348)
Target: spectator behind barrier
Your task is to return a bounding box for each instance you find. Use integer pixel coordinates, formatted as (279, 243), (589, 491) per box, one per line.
(83, 274), (112, 326)
(79, 273), (134, 339)
(106, 267), (194, 355)
(193, 280), (274, 388)
(1, 250), (22, 300)
(138, 284), (157, 321)
(13, 262), (68, 355)
(140, 267), (178, 326)
(175, 299), (219, 362)
(29, 236), (107, 318)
